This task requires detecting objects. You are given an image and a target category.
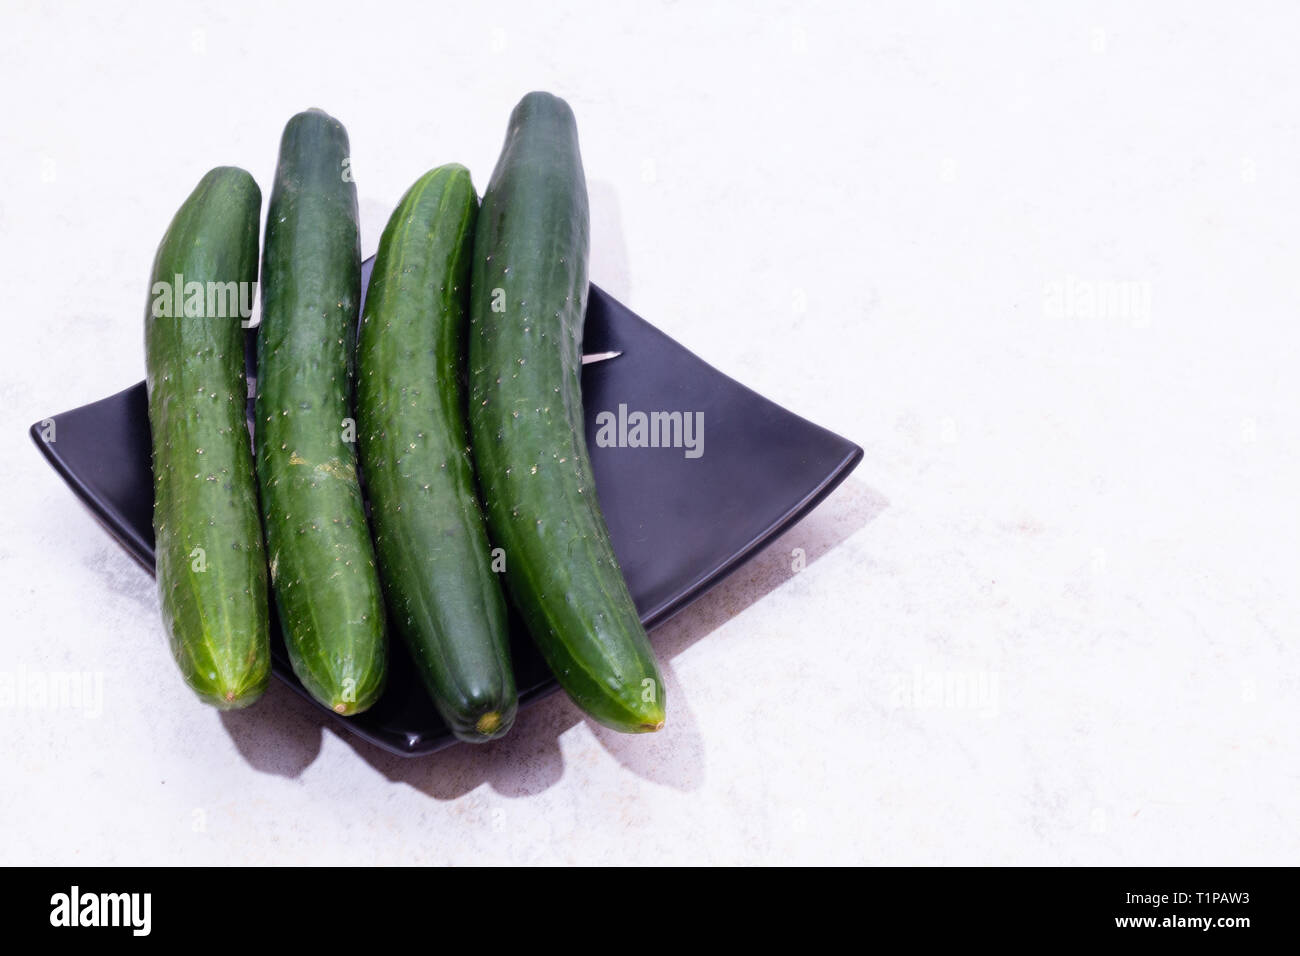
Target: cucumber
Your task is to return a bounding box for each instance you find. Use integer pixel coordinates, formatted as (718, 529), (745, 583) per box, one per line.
(145, 167), (269, 708)
(255, 109), (387, 715)
(357, 164), (516, 741)
(468, 92), (665, 733)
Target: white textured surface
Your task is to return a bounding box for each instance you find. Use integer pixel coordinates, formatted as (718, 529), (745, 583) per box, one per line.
(2, 2), (1297, 865)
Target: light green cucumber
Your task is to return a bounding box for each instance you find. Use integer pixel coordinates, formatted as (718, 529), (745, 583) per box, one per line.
(255, 109), (386, 714)
(145, 166), (269, 708)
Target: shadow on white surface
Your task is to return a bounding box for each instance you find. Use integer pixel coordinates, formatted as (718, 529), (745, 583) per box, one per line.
(218, 478), (886, 795)
(219, 683), (325, 776)
(356, 198), (395, 261)
(587, 179), (631, 302)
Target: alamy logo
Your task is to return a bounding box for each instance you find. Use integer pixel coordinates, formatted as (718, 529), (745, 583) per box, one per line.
(0, 668), (103, 718)
(594, 404), (704, 459)
(886, 669), (1000, 719)
(150, 273), (256, 321)
(50, 886), (151, 936)
(1043, 275), (1151, 326)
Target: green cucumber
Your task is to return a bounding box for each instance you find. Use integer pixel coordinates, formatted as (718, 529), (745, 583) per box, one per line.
(255, 109), (387, 715)
(145, 167), (269, 708)
(357, 164), (516, 741)
(468, 92), (665, 733)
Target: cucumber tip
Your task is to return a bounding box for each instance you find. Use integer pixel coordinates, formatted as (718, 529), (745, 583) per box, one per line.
(475, 711), (503, 736)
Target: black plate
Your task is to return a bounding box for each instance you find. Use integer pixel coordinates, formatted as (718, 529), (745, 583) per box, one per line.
(30, 264), (861, 755)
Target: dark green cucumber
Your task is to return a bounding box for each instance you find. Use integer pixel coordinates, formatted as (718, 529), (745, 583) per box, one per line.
(145, 167), (269, 708)
(357, 164), (516, 741)
(255, 109), (386, 715)
(468, 92), (665, 733)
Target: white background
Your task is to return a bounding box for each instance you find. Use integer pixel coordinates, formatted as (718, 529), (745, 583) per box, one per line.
(2, 1), (1297, 865)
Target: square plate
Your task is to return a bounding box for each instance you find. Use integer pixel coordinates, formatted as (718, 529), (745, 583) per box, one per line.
(30, 262), (862, 755)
